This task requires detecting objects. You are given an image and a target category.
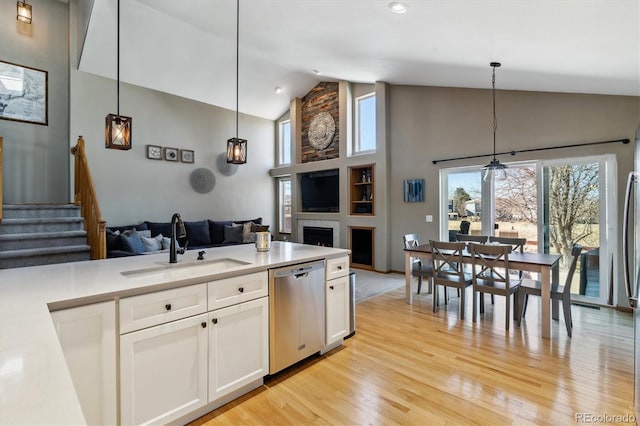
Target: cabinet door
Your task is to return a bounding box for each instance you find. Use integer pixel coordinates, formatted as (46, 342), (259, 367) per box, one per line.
(326, 275), (349, 345)
(120, 313), (208, 426)
(208, 297), (269, 401)
(51, 301), (117, 426)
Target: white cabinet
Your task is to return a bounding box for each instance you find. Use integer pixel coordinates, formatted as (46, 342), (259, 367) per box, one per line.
(51, 301), (117, 426)
(207, 271), (268, 311)
(208, 297), (269, 401)
(120, 284), (207, 334)
(120, 313), (208, 426)
(325, 256), (350, 346)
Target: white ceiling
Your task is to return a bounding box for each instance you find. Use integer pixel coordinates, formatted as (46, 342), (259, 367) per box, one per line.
(80, 0), (640, 121)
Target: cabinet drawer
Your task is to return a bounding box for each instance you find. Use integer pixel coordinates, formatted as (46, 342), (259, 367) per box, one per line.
(208, 272), (268, 311)
(326, 256), (349, 280)
(120, 284), (207, 334)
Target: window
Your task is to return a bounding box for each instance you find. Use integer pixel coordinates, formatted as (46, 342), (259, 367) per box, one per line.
(354, 93), (376, 154)
(278, 177), (292, 234)
(278, 120), (291, 165)
(440, 154), (616, 305)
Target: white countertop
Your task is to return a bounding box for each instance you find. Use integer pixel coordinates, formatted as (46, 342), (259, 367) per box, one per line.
(0, 242), (349, 425)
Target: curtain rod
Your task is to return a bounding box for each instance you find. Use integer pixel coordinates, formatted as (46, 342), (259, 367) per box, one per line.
(431, 138), (630, 165)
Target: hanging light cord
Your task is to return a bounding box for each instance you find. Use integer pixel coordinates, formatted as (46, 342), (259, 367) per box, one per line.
(492, 64), (497, 161)
(116, 0), (120, 116)
(235, 0), (239, 139)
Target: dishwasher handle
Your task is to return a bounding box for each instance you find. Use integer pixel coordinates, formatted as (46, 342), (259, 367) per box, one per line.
(272, 262), (323, 279)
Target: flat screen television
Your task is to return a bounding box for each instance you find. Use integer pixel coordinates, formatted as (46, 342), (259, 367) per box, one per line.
(300, 169), (339, 212)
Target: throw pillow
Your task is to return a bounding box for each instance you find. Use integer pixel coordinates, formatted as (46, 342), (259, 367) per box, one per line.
(140, 233), (163, 252)
(208, 220), (233, 244)
(235, 217), (263, 225)
(138, 229), (151, 239)
(146, 222), (172, 238)
(106, 229), (122, 251)
(120, 229), (148, 254)
(161, 236), (180, 251)
(251, 224), (270, 233)
(184, 220), (211, 246)
(223, 224), (243, 244)
(238, 222), (253, 243)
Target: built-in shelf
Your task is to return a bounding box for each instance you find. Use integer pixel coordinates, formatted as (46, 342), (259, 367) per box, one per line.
(349, 165), (374, 215)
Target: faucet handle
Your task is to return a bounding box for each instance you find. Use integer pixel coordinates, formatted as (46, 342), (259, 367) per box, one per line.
(197, 251), (206, 260)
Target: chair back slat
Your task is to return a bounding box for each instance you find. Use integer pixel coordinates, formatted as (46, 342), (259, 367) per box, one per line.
(469, 243), (515, 288)
(403, 233), (420, 249)
(489, 236), (526, 254)
(562, 245), (582, 295)
(456, 234), (489, 243)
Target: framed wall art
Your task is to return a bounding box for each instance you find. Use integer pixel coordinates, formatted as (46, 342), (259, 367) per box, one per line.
(180, 149), (194, 163)
(0, 60), (48, 125)
(146, 145), (162, 160)
(403, 179), (424, 202)
(164, 147), (179, 162)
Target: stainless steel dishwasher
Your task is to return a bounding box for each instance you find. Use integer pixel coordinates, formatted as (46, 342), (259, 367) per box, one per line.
(269, 261), (325, 374)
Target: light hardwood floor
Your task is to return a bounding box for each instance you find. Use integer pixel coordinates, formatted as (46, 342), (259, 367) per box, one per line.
(189, 284), (634, 425)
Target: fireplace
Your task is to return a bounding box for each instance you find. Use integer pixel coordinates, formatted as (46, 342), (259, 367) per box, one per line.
(303, 226), (334, 247)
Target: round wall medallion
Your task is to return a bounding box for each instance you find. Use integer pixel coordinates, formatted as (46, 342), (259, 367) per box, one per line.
(190, 168), (216, 194)
(308, 111), (336, 151)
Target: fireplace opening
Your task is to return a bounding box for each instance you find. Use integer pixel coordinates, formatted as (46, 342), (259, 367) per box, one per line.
(303, 226), (333, 247)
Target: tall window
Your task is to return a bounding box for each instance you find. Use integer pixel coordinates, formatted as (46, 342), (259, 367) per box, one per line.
(278, 120), (291, 165)
(354, 93), (376, 154)
(278, 177), (292, 234)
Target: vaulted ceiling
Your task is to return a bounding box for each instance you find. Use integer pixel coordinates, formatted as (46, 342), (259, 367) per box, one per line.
(79, 0), (639, 121)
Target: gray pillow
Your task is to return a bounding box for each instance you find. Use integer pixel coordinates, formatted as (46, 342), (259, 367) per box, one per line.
(223, 224), (243, 244)
(140, 233), (163, 252)
(120, 230), (147, 254)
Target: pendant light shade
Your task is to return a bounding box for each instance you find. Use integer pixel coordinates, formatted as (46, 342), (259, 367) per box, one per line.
(105, 0), (132, 150)
(226, 0), (247, 164)
(17, 1), (32, 24)
(227, 137), (247, 164)
(483, 62), (506, 182)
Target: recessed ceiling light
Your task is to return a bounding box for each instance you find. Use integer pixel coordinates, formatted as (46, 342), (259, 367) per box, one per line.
(388, 2), (408, 14)
(274, 86), (282, 94)
(311, 69), (320, 75)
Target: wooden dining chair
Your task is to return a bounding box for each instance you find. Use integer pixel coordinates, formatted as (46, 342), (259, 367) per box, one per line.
(429, 240), (473, 319)
(517, 245), (582, 337)
(456, 234), (489, 244)
(469, 243), (521, 330)
(489, 236), (527, 279)
(403, 234), (433, 294)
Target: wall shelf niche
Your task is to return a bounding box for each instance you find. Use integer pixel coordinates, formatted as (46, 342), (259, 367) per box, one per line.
(349, 165), (374, 215)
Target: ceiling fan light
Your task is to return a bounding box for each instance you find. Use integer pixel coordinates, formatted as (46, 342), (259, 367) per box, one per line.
(388, 2), (408, 14)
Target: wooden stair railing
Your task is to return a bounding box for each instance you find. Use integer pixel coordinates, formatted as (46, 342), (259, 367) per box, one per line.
(71, 136), (106, 259)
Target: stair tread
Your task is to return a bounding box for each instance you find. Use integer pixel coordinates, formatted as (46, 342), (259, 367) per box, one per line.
(0, 230), (87, 240)
(1, 217), (84, 224)
(0, 245), (91, 259)
(3, 204), (78, 209)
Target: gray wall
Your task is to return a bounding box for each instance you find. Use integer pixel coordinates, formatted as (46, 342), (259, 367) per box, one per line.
(0, 0), (70, 203)
(69, 69), (275, 227)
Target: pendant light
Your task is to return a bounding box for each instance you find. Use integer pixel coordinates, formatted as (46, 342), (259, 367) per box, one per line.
(226, 0), (247, 164)
(483, 62), (506, 182)
(105, 0), (132, 150)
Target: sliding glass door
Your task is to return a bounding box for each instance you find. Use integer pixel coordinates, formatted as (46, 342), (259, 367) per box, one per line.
(441, 154), (615, 305)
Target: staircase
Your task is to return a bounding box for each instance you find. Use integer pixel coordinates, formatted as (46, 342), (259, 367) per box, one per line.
(0, 204), (91, 269)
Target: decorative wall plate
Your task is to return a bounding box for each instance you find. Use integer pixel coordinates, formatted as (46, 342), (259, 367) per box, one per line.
(190, 168), (216, 193)
(308, 111), (336, 151)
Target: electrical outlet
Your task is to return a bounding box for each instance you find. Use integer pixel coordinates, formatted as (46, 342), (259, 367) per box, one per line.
(426, 215), (433, 223)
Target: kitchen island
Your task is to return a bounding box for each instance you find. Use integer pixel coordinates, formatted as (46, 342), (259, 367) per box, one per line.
(0, 242), (350, 425)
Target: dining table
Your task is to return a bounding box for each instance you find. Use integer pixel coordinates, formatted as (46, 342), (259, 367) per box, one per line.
(404, 243), (562, 339)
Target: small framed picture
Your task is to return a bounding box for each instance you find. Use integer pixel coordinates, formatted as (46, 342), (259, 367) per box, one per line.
(164, 147), (179, 162)
(180, 149), (194, 163)
(146, 145), (162, 160)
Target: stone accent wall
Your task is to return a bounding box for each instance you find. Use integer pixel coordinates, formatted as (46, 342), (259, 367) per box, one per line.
(301, 82), (339, 163)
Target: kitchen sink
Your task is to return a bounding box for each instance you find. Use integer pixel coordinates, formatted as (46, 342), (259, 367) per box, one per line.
(121, 257), (250, 280)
